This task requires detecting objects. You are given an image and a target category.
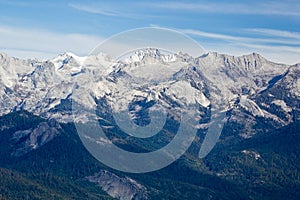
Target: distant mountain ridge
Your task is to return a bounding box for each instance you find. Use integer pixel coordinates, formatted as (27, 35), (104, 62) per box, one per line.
(0, 50), (299, 200)
(0, 49), (298, 125)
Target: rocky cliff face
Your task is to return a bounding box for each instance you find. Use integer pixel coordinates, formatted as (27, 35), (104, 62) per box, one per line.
(11, 118), (60, 157)
(86, 170), (148, 200)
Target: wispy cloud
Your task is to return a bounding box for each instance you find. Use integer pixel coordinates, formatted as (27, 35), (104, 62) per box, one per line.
(240, 43), (300, 54)
(0, 25), (104, 60)
(69, 3), (122, 17)
(180, 29), (240, 41)
(69, 3), (135, 18)
(176, 28), (300, 46)
(69, 1), (300, 18)
(68, 2), (167, 19)
(247, 28), (300, 39)
(147, 1), (300, 16)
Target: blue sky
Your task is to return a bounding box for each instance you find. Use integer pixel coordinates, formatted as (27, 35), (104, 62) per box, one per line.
(0, 0), (299, 64)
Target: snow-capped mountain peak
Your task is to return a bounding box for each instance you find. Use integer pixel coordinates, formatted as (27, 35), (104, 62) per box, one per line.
(122, 48), (178, 63)
(50, 52), (86, 73)
(0, 50), (298, 140)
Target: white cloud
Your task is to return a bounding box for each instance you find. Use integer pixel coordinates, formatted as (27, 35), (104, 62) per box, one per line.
(69, 3), (122, 17)
(0, 25), (104, 60)
(247, 28), (300, 39)
(68, 2), (165, 19)
(68, 1), (300, 19)
(147, 1), (300, 16)
(180, 29), (300, 45)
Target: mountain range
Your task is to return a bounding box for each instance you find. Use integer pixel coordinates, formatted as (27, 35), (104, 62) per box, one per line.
(0, 50), (299, 200)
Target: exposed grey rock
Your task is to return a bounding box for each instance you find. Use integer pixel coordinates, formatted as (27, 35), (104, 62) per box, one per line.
(86, 170), (148, 200)
(11, 118), (60, 157)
